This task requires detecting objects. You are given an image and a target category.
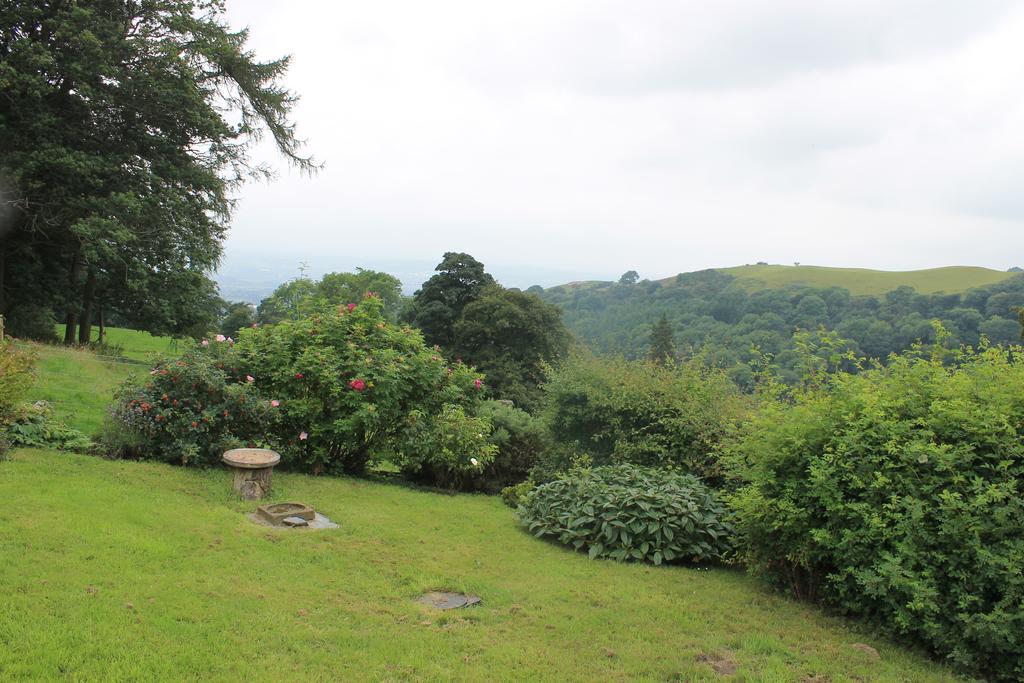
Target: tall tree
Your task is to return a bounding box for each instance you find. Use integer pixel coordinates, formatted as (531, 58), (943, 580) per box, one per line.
(452, 285), (571, 411)
(647, 313), (676, 366)
(619, 270), (640, 286)
(0, 0), (315, 341)
(404, 252), (495, 348)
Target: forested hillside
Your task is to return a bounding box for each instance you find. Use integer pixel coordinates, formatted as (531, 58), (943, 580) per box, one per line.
(540, 268), (1024, 385)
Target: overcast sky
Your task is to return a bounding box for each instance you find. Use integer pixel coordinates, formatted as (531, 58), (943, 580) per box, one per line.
(219, 0), (1024, 290)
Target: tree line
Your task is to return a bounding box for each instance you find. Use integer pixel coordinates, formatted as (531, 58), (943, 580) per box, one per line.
(538, 269), (1024, 386)
(0, 0), (314, 343)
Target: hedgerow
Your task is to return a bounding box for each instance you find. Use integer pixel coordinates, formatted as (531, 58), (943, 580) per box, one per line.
(727, 340), (1024, 681)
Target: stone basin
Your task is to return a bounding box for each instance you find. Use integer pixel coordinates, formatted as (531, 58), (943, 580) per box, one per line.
(256, 502), (315, 525)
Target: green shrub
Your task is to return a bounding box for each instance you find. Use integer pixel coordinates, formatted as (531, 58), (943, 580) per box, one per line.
(0, 340), (35, 422)
(540, 352), (744, 483)
(500, 478), (535, 508)
(236, 295), (488, 475)
(728, 342), (1024, 681)
(393, 404), (496, 490)
(105, 338), (276, 465)
(4, 305), (57, 342)
(476, 400), (549, 492)
(7, 401), (94, 452)
(518, 464), (733, 565)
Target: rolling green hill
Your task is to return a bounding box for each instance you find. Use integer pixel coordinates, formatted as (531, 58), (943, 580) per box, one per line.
(540, 266), (1024, 378)
(716, 264), (1016, 296)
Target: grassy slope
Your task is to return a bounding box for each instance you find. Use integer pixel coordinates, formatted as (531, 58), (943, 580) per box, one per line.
(714, 264), (1013, 296)
(25, 344), (142, 435)
(55, 324), (183, 361)
(0, 449), (958, 682)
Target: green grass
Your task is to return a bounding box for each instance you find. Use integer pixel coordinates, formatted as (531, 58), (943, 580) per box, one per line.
(23, 343), (142, 436)
(716, 264), (1015, 296)
(55, 324), (182, 361)
(0, 448), (960, 682)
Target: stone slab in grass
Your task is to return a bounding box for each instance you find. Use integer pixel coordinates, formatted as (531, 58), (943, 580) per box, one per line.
(416, 592), (482, 610)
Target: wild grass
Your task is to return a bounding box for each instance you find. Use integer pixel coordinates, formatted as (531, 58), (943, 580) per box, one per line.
(24, 344), (142, 436)
(0, 448), (961, 682)
(54, 324), (182, 361)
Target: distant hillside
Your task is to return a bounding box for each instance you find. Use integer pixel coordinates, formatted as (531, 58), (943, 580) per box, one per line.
(716, 264), (1016, 296)
(539, 266), (1024, 386)
(554, 265), (1017, 296)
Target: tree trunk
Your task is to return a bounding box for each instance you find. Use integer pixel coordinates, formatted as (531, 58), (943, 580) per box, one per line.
(98, 307), (105, 344)
(63, 311), (77, 344)
(78, 268), (96, 344)
(63, 251), (82, 345)
(0, 236), (6, 316)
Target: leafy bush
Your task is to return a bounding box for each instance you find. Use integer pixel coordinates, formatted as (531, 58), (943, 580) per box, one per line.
(728, 342), (1024, 681)
(105, 338), (276, 465)
(475, 400), (549, 492)
(236, 295), (488, 474)
(500, 478), (535, 508)
(393, 404), (496, 490)
(0, 340), (35, 422)
(518, 464), (733, 565)
(541, 352), (744, 484)
(3, 305), (57, 342)
(7, 401), (94, 452)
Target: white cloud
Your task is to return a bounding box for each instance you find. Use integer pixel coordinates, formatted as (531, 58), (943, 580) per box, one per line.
(220, 0), (1024, 288)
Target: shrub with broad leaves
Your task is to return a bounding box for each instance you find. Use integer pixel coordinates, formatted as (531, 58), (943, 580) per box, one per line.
(518, 464), (733, 565)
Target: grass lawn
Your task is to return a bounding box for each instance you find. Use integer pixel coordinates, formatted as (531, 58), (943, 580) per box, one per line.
(0, 448), (960, 682)
(55, 324), (182, 361)
(23, 344), (142, 436)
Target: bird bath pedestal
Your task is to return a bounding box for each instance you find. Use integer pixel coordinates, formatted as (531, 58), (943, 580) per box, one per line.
(222, 448), (281, 500)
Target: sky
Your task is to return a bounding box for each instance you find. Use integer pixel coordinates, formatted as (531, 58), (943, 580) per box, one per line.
(217, 0), (1024, 294)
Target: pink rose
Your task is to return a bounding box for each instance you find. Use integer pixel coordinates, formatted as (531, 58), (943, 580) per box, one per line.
(347, 303), (357, 312)
(270, 400), (280, 407)
(474, 379), (483, 390)
(201, 339), (209, 347)
(246, 375), (254, 383)
(299, 431), (308, 441)
(215, 334), (226, 342)
(349, 379), (366, 392)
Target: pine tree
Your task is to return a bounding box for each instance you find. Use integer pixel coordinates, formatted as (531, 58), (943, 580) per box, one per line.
(647, 313), (676, 366)
(0, 0), (317, 341)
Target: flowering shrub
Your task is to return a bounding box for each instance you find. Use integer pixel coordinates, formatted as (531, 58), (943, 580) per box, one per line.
(235, 295), (488, 474)
(518, 464), (733, 565)
(105, 338), (276, 465)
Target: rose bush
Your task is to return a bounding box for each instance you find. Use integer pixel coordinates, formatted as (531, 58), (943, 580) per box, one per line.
(235, 294), (490, 474)
(104, 337), (277, 465)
